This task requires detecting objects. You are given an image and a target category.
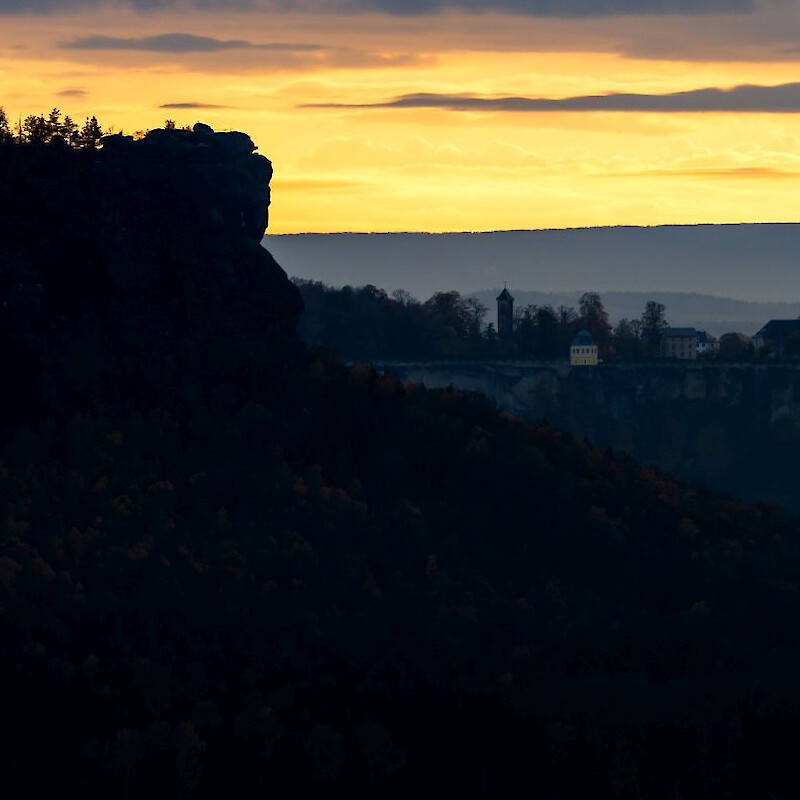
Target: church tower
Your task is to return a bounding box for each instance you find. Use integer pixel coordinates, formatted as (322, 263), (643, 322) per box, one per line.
(496, 285), (514, 341)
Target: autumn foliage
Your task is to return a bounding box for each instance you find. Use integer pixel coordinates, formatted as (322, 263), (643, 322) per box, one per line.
(2, 347), (800, 798)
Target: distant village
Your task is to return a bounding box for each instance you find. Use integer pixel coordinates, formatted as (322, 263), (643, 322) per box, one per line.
(292, 279), (800, 363)
(494, 288), (800, 366)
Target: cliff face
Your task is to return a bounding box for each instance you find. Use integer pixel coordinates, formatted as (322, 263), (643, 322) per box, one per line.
(381, 360), (800, 510)
(0, 124), (303, 420)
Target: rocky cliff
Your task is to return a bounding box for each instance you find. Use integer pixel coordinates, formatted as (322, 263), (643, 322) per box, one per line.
(381, 360), (800, 510)
(0, 123), (303, 421)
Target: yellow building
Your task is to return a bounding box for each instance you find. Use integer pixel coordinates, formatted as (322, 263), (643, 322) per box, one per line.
(570, 329), (598, 366)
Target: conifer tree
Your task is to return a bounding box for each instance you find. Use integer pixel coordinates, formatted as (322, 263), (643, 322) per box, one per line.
(0, 106), (12, 144)
(21, 113), (49, 144)
(76, 115), (104, 148)
(641, 300), (667, 357)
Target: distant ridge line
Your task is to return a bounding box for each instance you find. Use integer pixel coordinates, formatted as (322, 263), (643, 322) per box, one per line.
(264, 223), (800, 307)
(270, 221), (800, 236)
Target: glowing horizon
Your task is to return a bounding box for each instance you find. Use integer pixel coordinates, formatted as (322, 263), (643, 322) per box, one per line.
(2, 2), (800, 233)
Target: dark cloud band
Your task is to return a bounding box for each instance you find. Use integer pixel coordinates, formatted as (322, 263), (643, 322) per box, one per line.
(0, 0), (755, 16)
(347, 0), (753, 16)
(58, 32), (430, 70)
(61, 33), (323, 52)
(159, 101), (229, 107)
(0, 1), (259, 11)
(306, 83), (800, 113)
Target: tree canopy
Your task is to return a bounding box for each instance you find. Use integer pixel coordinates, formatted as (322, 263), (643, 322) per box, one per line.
(0, 106), (104, 148)
(296, 281), (679, 362)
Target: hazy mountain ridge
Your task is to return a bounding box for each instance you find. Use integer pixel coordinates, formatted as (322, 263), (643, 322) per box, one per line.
(264, 224), (800, 315)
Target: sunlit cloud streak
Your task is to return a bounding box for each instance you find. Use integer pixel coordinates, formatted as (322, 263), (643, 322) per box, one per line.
(624, 167), (800, 178)
(308, 83), (800, 113)
(159, 101), (229, 107)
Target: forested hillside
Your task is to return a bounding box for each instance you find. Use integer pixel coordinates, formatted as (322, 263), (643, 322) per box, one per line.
(6, 349), (800, 798)
(3, 125), (800, 799)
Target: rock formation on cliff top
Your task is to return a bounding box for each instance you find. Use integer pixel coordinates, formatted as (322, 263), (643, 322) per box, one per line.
(0, 122), (304, 420)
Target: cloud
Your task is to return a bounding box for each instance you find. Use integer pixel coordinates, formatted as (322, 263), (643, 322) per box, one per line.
(296, 129), (800, 185)
(343, 0), (754, 17)
(324, 49), (435, 68)
(307, 83), (800, 113)
(57, 32), (431, 71)
(61, 33), (323, 53)
(159, 101), (229, 108)
(0, 0), (758, 16)
(56, 88), (88, 97)
(0, 1), (259, 11)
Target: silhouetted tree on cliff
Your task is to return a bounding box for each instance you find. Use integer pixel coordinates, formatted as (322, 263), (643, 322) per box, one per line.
(465, 295), (488, 342)
(75, 115), (104, 149)
(578, 292), (612, 355)
(536, 305), (562, 358)
(510, 302), (581, 359)
(641, 300), (667, 356)
(0, 107), (13, 145)
(718, 332), (753, 360)
(20, 112), (50, 144)
(11, 108), (104, 147)
(295, 281), (500, 360)
(611, 317), (644, 360)
(60, 114), (78, 146)
(513, 303), (538, 354)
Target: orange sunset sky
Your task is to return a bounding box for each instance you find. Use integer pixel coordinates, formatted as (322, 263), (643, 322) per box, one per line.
(2, 0), (800, 233)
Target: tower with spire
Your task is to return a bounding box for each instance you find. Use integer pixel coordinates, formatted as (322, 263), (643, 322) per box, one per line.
(496, 283), (514, 342)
